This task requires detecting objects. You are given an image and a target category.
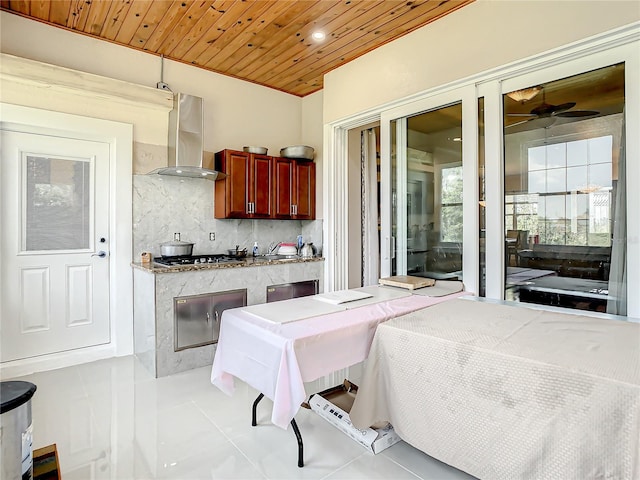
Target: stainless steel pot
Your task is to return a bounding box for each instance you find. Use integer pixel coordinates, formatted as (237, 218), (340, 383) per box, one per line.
(280, 145), (314, 160)
(160, 240), (194, 257)
(227, 248), (247, 258)
(243, 146), (268, 154)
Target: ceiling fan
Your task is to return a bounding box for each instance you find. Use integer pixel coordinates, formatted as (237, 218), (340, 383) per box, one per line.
(505, 87), (599, 130)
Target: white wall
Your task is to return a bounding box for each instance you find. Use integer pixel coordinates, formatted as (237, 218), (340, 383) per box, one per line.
(323, 0), (640, 123)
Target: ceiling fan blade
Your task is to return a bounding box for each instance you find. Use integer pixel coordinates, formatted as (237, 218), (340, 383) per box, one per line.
(530, 101), (576, 116)
(506, 113), (537, 117)
(549, 102), (577, 114)
(555, 110), (599, 118)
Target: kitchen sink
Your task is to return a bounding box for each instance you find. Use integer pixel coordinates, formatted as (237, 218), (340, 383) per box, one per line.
(258, 254), (300, 261)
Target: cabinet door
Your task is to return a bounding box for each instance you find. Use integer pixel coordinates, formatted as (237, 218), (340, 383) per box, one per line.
(227, 152), (251, 217)
(215, 150), (250, 218)
(293, 162), (315, 220)
(251, 154), (273, 217)
(273, 157), (294, 218)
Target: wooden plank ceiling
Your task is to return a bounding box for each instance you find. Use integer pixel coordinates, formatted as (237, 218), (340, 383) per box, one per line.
(1, 0), (474, 96)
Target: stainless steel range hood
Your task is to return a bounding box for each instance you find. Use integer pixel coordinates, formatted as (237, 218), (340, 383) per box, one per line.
(149, 93), (225, 181)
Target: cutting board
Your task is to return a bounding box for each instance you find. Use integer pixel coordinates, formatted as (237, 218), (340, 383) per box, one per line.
(313, 290), (374, 305)
(378, 275), (435, 290)
(242, 297), (346, 324)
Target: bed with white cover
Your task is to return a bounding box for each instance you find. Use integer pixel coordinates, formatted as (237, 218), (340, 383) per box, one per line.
(349, 298), (640, 480)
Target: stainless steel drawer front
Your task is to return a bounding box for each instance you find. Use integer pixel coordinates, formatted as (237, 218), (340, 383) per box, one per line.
(266, 279), (319, 303)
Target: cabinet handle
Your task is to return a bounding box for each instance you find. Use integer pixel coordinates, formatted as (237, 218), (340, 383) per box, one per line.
(251, 202), (255, 213)
(290, 204), (294, 215)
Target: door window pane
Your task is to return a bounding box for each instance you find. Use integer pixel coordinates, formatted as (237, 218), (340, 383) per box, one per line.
(567, 139), (588, 166)
(589, 135), (613, 164)
(528, 146), (546, 171)
(503, 63), (626, 314)
(546, 168), (566, 193)
(528, 170), (545, 193)
(589, 163), (612, 188)
(392, 103), (463, 279)
(566, 166), (588, 191)
(546, 143), (566, 169)
(440, 165), (463, 243)
(24, 156), (91, 251)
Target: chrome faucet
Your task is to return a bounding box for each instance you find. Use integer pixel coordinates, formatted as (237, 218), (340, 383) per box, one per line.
(267, 241), (280, 255)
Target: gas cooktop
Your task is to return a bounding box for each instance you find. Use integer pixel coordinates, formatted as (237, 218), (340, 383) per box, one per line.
(154, 254), (245, 267)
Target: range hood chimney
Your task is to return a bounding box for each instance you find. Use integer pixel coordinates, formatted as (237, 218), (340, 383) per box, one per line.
(149, 93), (225, 180)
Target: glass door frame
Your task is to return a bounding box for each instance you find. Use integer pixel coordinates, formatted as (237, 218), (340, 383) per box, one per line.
(380, 86), (479, 295)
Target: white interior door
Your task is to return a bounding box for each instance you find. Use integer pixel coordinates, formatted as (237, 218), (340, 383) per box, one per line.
(1, 129), (111, 362)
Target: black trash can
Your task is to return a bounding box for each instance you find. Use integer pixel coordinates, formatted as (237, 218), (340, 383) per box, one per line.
(1, 381), (37, 480)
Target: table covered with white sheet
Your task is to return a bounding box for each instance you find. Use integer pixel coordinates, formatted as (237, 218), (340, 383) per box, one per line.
(211, 283), (467, 429)
(350, 298), (640, 480)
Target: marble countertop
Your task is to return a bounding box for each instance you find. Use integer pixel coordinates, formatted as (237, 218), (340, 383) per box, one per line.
(131, 256), (324, 274)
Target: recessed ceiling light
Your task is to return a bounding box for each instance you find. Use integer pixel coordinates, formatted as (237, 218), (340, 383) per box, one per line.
(311, 31), (325, 41)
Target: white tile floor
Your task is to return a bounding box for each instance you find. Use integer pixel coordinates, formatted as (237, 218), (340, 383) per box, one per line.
(10, 356), (475, 479)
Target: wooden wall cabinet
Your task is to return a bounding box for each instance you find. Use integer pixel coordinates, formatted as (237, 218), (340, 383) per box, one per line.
(215, 150), (315, 220)
(273, 157), (316, 220)
(214, 149), (273, 219)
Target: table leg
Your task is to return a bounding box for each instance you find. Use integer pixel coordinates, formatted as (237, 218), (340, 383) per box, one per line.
(250, 392), (304, 467)
(251, 393), (264, 426)
(291, 418), (304, 468)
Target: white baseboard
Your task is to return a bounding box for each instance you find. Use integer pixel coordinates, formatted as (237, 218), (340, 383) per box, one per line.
(0, 344), (118, 379)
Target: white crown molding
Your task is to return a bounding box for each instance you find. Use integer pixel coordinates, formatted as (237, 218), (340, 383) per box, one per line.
(0, 53), (173, 112)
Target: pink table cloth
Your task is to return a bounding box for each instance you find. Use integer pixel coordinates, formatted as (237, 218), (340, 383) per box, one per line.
(211, 289), (468, 429)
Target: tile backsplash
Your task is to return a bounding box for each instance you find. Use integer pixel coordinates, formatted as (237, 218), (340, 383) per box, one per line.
(132, 174), (322, 259)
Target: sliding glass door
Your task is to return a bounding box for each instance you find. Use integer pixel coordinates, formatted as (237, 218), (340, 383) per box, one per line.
(380, 88), (478, 291)
(477, 40), (638, 316)
(502, 63), (627, 314)
(328, 33), (637, 316)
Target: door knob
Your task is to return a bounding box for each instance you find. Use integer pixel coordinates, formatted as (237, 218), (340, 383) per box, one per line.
(92, 251), (107, 258)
